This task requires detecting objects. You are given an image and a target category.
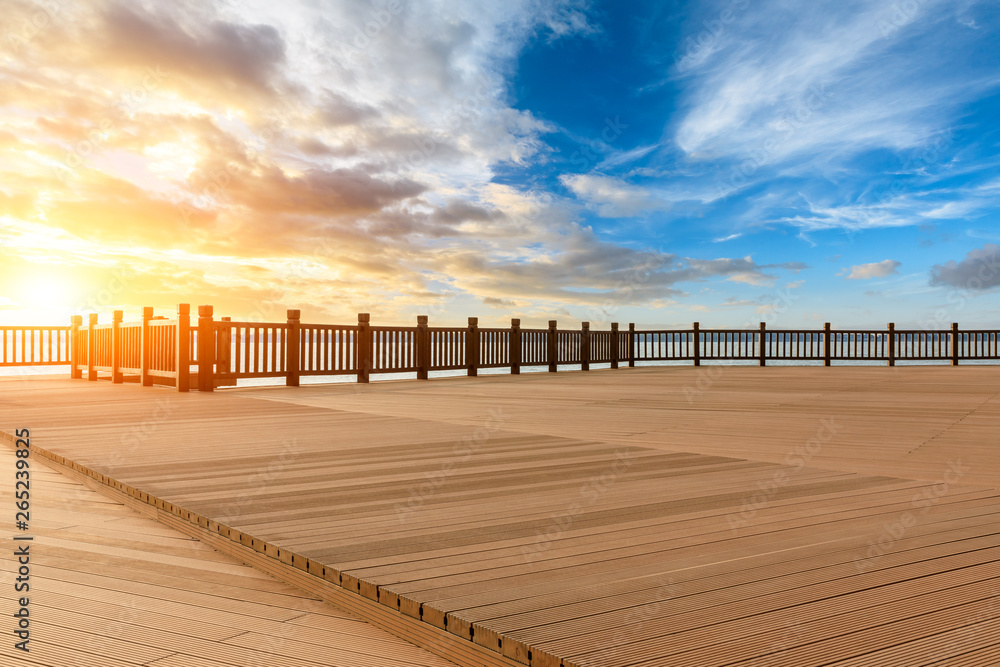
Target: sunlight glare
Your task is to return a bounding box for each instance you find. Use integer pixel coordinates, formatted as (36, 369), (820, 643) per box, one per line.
(19, 274), (75, 309)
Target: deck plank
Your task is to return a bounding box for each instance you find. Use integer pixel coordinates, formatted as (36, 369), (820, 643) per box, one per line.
(3, 366), (1000, 666)
(0, 447), (455, 667)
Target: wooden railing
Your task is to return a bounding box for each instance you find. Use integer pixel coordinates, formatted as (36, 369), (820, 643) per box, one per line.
(0, 306), (993, 390)
(0, 326), (72, 366)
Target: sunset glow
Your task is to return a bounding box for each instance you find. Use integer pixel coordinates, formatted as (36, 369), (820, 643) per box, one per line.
(2, 1), (999, 328)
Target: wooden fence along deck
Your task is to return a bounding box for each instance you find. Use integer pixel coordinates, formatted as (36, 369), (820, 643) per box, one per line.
(0, 326), (72, 366)
(3, 305), (999, 390)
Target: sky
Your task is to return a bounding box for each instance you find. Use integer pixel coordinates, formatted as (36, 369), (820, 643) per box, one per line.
(1, 0), (999, 329)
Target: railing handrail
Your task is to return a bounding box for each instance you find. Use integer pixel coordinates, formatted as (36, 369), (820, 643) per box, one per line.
(0, 307), (991, 389)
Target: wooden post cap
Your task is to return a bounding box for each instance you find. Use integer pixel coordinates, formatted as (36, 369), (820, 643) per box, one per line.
(177, 303), (190, 315)
(511, 318), (520, 326)
(468, 317), (478, 326)
(581, 322), (590, 330)
(286, 309), (301, 320)
(71, 315), (82, 325)
(113, 310), (123, 321)
(358, 313), (370, 323)
(142, 307), (153, 318)
(88, 313), (98, 324)
(417, 315), (428, 325)
(611, 322), (618, 330)
(548, 320), (557, 328)
(198, 305), (214, 317)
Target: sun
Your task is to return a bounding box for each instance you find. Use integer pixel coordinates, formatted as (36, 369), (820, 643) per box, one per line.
(18, 274), (76, 309)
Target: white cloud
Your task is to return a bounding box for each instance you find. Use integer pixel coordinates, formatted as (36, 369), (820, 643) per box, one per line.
(845, 259), (901, 280)
(560, 174), (670, 218)
(673, 0), (995, 167)
(922, 201), (977, 219)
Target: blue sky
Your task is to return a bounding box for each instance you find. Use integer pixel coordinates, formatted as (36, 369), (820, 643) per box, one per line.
(505, 0), (1000, 327)
(2, 0), (999, 328)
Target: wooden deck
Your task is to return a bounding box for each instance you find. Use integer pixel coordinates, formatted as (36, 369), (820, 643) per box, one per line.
(3, 365), (1000, 666)
(0, 444), (457, 667)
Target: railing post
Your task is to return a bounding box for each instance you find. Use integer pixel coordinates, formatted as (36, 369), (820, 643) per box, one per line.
(951, 322), (959, 366)
(548, 320), (558, 372)
(628, 323), (635, 367)
(887, 322), (895, 367)
(176, 304), (190, 392)
(70, 315), (82, 379)
(466, 317), (479, 376)
(693, 322), (701, 367)
(357, 313), (371, 383)
(758, 321), (766, 367)
(416, 315), (429, 380)
(610, 323), (619, 369)
(824, 322), (831, 367)
(286, 309), (300, 387)
(87, 314), (97, 381)
(580, 322), (590, 371)
(141, 307), (153, 386)
(198, 305), (215, 392)
(217, 316), (231, 377)
(111, 309), (123, 384)
(510, 318), (521, 375)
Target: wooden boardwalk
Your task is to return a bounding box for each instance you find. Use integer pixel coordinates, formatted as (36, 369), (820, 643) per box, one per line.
(0, 444), (457, 667)
(3, 366), (1000, 666)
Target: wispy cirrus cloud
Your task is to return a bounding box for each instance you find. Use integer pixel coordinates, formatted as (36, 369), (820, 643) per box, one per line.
(673, 0), (987, 161)
(560, 174), (670, 217)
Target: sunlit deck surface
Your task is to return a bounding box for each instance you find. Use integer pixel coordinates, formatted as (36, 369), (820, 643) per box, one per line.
(0, 446), (457, 667)
(3, 365), (1000, 666)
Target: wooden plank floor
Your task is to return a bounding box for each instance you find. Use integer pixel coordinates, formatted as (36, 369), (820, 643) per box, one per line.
(2, 366), (1000, 666)
(0, 445), (457, 667)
